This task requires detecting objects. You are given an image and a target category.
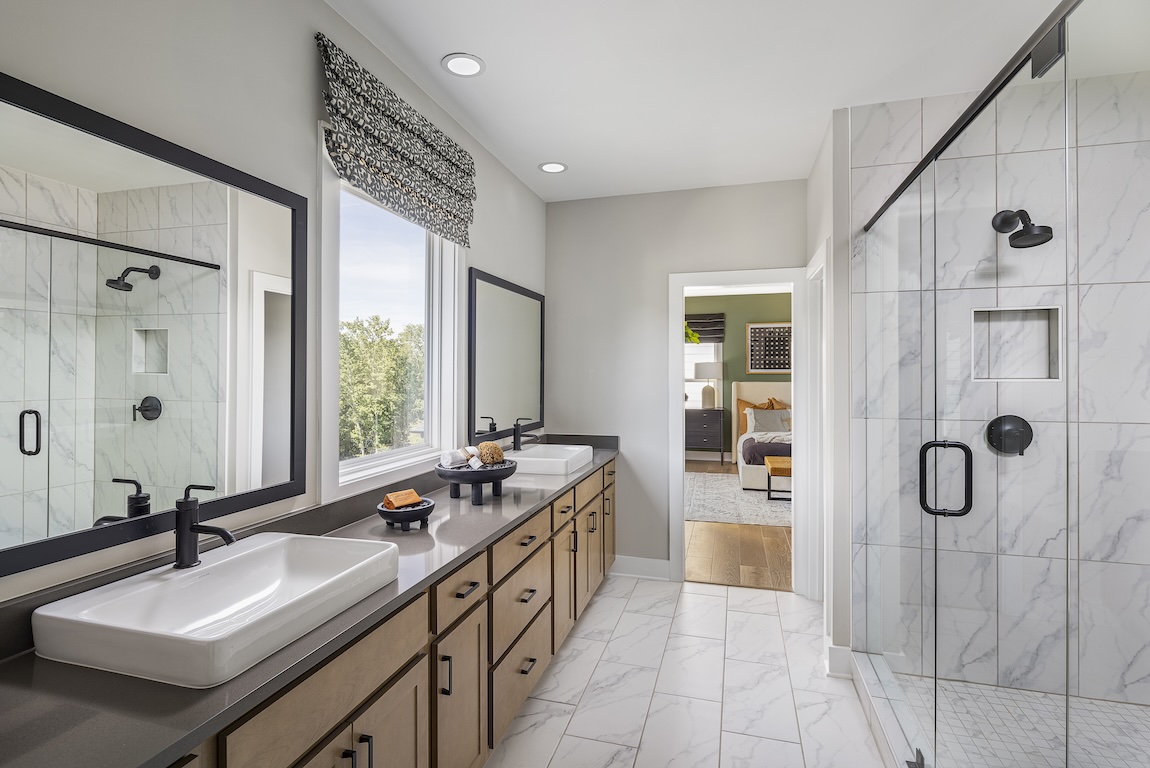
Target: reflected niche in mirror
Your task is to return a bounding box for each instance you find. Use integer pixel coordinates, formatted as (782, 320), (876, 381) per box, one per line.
(0, 79), (301, 560)
(468, 269), (543, 444)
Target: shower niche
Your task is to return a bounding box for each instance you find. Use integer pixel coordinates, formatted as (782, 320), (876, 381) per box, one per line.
(971, 305), (1062, 381)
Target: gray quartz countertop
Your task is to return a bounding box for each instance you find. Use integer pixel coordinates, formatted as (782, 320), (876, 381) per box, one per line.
(0, 449), (615, 768)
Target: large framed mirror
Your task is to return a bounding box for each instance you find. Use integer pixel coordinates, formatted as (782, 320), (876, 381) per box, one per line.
(0, 71), (306, 577)
(467, 269), (543, 444)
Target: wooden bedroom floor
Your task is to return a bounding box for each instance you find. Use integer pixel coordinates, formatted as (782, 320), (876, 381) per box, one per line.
(684, 459), (737, 475)
(684, 520), (793, 591)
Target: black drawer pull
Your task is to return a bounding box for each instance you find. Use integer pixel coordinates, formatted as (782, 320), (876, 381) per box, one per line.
(455, 581), (480, 599)
(519, 588), (538, 604)
(358, 734), (374, 768)
(519, 657), (538, 675)
(342, 749), (358, 767)
(560, 505), (573, 514)
(520, 535), (538, 547)
(607, 471), (615, 476)
(440, 654), (453, 695)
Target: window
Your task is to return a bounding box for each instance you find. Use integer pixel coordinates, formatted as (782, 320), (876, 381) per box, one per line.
(321, 179), (460, 499)
(338, 188), (428, 461)
(684, 342), (722, 409)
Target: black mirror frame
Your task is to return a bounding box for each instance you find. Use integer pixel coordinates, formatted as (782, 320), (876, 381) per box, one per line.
(467, 268), (544, 445)
(0, 71), (307, 578)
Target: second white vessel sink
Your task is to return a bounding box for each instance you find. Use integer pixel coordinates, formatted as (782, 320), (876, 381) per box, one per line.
(32, 532), (399, 688)
(512, 444), (594, 475)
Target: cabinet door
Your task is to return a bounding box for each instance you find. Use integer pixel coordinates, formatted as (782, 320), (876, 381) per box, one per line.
(433, 608), (487, 768)
(296, 726), (355, 768)
(574, 509), (591, 616)
(352, 657), (430, 768)
(603, 485), (616, 573)
(587, 500), (604, 596)
(552, 521), (576, 652)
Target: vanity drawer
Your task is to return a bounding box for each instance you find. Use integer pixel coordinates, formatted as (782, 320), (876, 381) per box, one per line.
(221, 594), (428, 768)
(490, 606), (553, 748)
(432, 551), (489, 633)
(550, 489), (576, 531)
(603, 460), (616, 488)
(490, 542), (552, 662)
(574, 469), (603, 512)
(490, 510), (549, 584)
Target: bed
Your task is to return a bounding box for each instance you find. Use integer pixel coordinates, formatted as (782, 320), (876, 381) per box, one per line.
(731, 381), (793, 492)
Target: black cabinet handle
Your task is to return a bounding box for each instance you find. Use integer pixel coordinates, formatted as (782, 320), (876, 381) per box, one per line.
(455, 581), (480, 599)
(519, 657), (538, 675)
(607, 470), (615, 476)
(18, 409), (41, 456)
(342, 749), (358, 767)
(520, 534), (538, 547)
(358, 735), (374, 768)
(589, 511), (598, 534)
(604, 499), (612, 517)
(572, 530), (578, 553)
(519, 588), (538, 604)
(560, 505), (573, 514)
(440, 654), (453, 695)
(918, 441), (973, 517)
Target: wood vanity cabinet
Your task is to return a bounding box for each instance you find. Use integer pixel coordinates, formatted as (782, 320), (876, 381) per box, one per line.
(432, 607), (487, 768)
(551, 519), (577, 652)
(572, 496), (604, 616)
(603, 467), (617, 573)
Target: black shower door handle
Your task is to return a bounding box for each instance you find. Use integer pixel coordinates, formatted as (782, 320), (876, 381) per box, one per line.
(19, 409), (41, 456)
(919, 440), (973, 517)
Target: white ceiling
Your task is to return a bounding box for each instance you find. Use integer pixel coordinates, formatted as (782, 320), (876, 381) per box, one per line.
(326, 0), (1064, 202)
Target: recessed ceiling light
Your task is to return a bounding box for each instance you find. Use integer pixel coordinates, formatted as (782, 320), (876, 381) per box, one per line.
(538, 162), (567, 174)
(441, 53), (485, 77)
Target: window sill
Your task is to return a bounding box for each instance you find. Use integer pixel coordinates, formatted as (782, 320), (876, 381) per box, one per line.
(334, 447), (443, 502)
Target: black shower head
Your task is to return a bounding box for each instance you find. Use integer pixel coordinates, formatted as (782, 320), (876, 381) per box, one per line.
(105, 264), (161, 291)
(992, 209), (1053, 248)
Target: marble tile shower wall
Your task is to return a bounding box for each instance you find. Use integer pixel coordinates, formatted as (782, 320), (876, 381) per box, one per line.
(849, 69), (1150, 709)
(0, 165), (99, 548)
(94, 182), (227, 519)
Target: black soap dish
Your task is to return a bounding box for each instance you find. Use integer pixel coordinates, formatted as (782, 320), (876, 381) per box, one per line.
(376, 498), (436, 531)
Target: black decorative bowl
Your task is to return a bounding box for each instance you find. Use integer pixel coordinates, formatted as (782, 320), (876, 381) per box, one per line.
(434, 460), (517, 506)
(376, 498), (435, 531)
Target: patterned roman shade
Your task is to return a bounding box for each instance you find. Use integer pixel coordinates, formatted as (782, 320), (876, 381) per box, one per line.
(685, 313), (725, 343)
(316, 33), (476, 247)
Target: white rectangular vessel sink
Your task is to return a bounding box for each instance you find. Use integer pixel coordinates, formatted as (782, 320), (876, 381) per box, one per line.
(512, 444), (593, 475)
(32, 532), (399, 688)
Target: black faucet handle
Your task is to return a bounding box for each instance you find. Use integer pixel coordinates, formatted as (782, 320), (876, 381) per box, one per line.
(515, 417), (534, 426)
(112, 477), (144, 494)
(182, 484), (217, 500)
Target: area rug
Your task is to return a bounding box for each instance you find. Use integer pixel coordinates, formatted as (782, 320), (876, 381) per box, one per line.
(684, 472), (792, 527)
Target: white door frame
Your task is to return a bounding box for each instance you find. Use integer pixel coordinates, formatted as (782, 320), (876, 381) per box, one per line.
(803, 244), (828, 600)
(667, 268), (815, 598)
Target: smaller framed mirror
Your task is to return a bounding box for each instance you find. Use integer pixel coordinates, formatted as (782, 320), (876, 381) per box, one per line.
(467, 269), (543, 444)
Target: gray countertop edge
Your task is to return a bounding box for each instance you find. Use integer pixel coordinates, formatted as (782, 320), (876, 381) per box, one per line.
(0, 448), (617, 768)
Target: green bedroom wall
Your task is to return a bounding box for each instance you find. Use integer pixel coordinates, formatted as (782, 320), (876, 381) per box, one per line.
(685, 292), (792, 446)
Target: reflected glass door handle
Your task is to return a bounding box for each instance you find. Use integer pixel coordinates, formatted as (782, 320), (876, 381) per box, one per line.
(918, 440), (973, 517)
(19, 409), (41, 456)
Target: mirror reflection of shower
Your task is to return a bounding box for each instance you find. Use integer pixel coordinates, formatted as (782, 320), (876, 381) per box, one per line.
(105, 264), (161, 291)
(991, 208), (1053, 248)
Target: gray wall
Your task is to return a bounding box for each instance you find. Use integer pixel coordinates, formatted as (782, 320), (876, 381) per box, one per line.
(0, 0), (546, 599)
(545, 181), (807, 563)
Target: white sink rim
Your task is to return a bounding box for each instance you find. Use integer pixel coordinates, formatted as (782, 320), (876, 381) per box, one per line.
(32, 532), (399, 688)
(511, 444), (594, 475)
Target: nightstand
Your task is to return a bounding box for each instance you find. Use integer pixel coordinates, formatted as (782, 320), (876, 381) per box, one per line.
(685, 408), (725, 464)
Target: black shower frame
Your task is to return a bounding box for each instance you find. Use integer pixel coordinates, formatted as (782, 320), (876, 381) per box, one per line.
(862, 0), (1084, 233)
(0, 70), (308, 578)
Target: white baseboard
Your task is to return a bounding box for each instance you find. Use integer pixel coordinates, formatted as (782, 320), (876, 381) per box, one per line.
(609, 556), (672, 581)
(827, 643), (854, 678)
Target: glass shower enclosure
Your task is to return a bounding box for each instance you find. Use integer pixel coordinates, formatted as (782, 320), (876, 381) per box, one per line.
(853, 0), (1150, 765)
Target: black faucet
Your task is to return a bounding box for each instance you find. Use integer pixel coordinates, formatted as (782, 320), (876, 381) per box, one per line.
(93, 477), (152, 526)
(513, 417), (541, 451)
(480, 416), (497, 433)
(174, 484), (235, 569)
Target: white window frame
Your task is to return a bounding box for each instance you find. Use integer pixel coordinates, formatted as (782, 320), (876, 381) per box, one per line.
(319, 127), (462, 502)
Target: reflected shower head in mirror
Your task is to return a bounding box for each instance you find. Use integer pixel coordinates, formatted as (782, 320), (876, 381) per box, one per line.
(105, 265), (161, 291)
(992, 209), (1053, 248)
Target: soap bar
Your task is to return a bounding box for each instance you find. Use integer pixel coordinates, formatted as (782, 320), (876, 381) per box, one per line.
(468, 455), (485, 470)
(382, 489), (422, 509)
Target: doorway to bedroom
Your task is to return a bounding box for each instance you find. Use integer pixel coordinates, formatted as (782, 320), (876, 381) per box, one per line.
(682, 285), (794, 591)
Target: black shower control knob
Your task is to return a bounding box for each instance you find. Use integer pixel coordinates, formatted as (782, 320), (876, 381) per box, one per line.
(986, 415), (1033, 456)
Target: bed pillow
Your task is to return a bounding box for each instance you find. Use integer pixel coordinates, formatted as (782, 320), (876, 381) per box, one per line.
(746, 407), (792, 433)
(736, 397), (775, 436)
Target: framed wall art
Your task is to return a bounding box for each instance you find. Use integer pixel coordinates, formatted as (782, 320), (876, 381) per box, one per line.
(746, 322), (792, 374)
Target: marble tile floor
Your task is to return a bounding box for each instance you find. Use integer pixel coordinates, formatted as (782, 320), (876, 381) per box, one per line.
(487, 576), (883, 768)
(897, 674), (1150, 768)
